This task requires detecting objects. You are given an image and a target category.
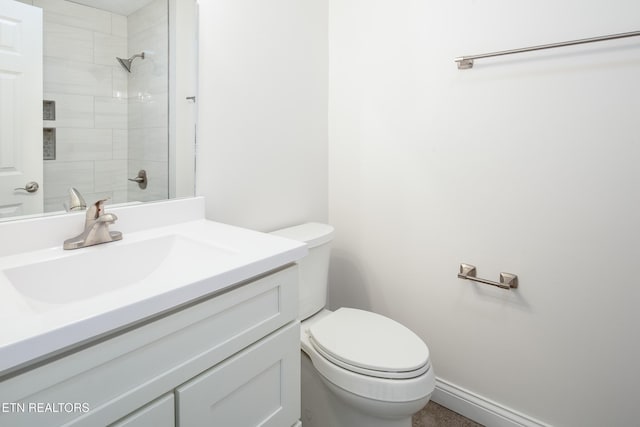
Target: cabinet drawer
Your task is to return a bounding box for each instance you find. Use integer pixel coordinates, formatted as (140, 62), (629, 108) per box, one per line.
(109, 394), (174, 427)
(176, 321), (301, 427)
(0, 266), (298, 427)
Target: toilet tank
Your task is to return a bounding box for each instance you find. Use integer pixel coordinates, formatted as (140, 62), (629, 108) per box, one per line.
(270, 223), (334, 320)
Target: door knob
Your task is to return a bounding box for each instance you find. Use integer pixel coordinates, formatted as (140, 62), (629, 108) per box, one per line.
(14, 181), (39, 193)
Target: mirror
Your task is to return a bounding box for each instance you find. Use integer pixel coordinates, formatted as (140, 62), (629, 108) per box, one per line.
(0, 0), (197, 221)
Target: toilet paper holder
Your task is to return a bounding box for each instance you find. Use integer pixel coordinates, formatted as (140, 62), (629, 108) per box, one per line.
(457, 263), (518, 290)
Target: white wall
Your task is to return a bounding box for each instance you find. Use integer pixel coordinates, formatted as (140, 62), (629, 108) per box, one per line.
(196, 0), (328, 231)
(328, 1), (640, 426)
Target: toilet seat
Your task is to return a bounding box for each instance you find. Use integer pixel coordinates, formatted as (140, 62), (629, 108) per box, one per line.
(301, 309), (435, 403)
(308, 308), (430, 379)
(310, 338), (431, 379)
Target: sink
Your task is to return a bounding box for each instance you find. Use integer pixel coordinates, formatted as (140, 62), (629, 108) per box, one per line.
(0, 198), (307, 377)
(4, 235), (234, 312)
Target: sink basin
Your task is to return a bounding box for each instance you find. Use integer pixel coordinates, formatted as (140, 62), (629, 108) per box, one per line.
(4, 235), (234, 312)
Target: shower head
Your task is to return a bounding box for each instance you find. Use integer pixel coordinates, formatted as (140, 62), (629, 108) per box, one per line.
(116, 52), (145, 73)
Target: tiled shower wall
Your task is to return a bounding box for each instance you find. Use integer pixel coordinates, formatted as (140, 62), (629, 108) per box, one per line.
(18, 0), (130, 212)
(127, 0), (169, 203)
(17, 0), (169, 211)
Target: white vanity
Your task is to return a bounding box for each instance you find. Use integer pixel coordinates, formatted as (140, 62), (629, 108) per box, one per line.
(0, 197), (306, 427)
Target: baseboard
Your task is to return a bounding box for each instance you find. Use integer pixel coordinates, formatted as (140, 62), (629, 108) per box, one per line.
(432, 378), (551, 427)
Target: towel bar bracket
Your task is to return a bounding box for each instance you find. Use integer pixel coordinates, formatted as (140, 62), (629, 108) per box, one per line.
(456, 58), (474, 69)
(457, 263), (518, 290)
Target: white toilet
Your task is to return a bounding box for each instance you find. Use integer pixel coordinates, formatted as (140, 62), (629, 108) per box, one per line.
(271, 223), (435, 427)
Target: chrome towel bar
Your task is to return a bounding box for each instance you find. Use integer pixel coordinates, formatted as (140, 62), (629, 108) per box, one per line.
(455, 30), (640, 69)
(457, 263), (518, 290)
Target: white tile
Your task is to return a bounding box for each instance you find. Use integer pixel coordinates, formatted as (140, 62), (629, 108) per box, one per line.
(112, 129), (128, 159)
(14, 1), (34, 6)
(43, 21), (93, 63)
(128, 23), (167, 58)
(95, 159), (128, 192)
(55, 128), (112, 161)
(127, 128), (144, 159)
(128, 0), (167, 37)
(44, 57), (112, 96)
(43, 197), (67, 214)
(111, 14), (127, 37)
(128, 27), (168, 93)
(35, 0), (111, 34)
(44, 160), (94, 200)
(128, 127), (168, 162)
(43, 92), (94, 128)
(112, 66), (128, 98)
(127, 97), (143, 129)
(111, 190), (128, 204)
(127, 2), (167, 97)
(145, 93), (168, 128)
(94, 32), (126, 66)
(127, 94), (168, 129)
(95, 96), (127, 129)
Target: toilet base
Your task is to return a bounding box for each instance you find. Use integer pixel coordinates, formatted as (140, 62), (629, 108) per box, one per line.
(301, 352), (430, 427)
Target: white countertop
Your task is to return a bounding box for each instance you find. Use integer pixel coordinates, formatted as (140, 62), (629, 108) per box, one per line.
(0, 198), (307, 376)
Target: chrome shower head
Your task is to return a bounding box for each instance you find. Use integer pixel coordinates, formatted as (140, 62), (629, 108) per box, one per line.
(116, 52), (145, 73)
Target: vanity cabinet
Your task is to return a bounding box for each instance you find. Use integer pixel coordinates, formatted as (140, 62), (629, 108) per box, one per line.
(110, 394), (175, 427)
(176, 322), (299, 426)
(0, 266), (300, 427)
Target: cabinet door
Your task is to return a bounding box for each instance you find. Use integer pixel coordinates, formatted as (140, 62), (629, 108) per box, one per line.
(109, 394), (174, 427)
(176, 322), (300, 427)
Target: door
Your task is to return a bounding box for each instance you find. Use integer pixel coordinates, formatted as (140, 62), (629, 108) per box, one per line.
(0, 0), (43, 218)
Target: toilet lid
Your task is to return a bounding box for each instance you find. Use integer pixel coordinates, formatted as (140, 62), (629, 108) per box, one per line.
(308, 308), (429, 378)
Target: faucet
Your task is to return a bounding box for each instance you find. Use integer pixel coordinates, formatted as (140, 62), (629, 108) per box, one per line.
(64, 187), (87, 212)
(63, 199), (122, 250)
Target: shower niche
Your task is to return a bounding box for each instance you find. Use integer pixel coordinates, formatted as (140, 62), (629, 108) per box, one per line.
(43, 100), (55, 120)
(43, 128), (56, 161)
(43, 100), (56, 161)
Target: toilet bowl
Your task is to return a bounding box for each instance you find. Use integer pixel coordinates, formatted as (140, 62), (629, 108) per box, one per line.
(301, 309), (435, 427)
(270, 223), (435, 427)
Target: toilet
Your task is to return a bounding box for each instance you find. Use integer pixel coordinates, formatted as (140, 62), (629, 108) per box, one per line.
(271, 223), (435, 427)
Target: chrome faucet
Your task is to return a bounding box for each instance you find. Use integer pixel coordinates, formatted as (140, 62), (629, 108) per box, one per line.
(63, 198), (122, 250)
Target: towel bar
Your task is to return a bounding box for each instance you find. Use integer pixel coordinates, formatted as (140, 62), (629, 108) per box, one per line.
(455, 30), (640, 69)
(457, 263), (518, 290)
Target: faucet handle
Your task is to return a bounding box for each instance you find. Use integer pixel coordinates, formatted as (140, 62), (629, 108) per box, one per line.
(87, 198), (110, 219)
